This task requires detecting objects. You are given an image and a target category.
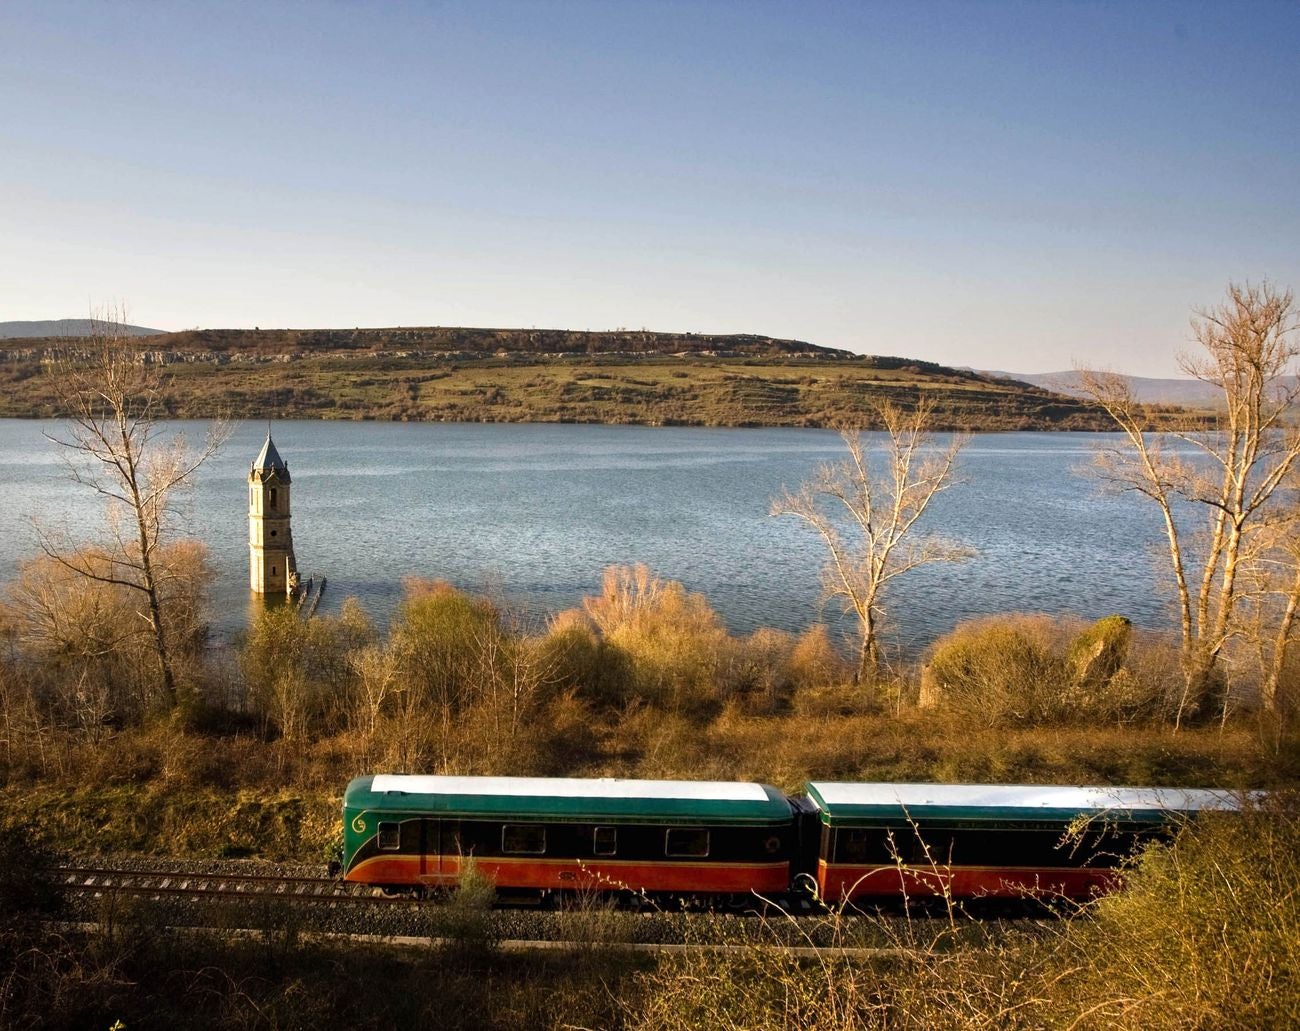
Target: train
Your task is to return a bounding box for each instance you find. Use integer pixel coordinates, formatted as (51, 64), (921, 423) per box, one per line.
(341, 774), (1236, 906)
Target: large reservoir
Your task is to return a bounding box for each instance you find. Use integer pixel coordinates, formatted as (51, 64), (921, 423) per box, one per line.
(0, 420), (1172, 650)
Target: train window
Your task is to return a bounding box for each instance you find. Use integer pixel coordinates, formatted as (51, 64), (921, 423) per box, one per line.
(665, 828), (709, 858)
(593, 826), (617, 856)
(502, 825), (546, 855)
(377, 822), (401, 851)
(836, 829), (876, 863)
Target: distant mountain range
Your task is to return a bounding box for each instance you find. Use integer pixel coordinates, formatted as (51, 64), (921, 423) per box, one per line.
(985, 370), (1229, 407)
(0, 319), (165, 339)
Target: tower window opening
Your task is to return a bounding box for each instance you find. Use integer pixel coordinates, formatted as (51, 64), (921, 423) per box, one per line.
(269, 488), (277, 508)
(271, 530), (277, 537)
(271, 566), (276, 576)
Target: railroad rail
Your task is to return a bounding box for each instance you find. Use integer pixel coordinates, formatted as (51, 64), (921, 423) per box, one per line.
(53, 863), (833, 915)
(50, 860), (1022, 953)
(53, 864), (405, 905)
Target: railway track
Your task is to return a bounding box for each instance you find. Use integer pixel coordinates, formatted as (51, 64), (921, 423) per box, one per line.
(49, 859), (1016, 953)
(51, 862), (815, 911)
(54, 863), (402, 905)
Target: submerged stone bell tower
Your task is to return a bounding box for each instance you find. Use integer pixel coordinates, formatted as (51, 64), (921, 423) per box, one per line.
(249, 433), (298, 596)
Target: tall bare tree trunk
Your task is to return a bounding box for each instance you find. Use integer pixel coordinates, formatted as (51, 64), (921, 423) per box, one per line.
(772, 400), (971, 697)
(1081, 281), (1300, 726)
(1262, 563), (1300, 715)
(39, 310), (227, 713)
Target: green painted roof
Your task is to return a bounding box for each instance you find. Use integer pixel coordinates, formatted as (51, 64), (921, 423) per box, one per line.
(345, 775), (793, 825)
(806, 782), (1240, 826)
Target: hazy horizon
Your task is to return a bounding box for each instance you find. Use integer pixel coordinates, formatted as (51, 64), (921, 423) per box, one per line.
(3, 1), (1297, 378)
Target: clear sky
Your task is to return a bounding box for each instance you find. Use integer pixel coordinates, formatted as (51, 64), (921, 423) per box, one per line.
(2, 1), (1296, 377)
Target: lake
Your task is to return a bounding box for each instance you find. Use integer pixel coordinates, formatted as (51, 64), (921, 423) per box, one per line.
(0, 420), (1173, 652)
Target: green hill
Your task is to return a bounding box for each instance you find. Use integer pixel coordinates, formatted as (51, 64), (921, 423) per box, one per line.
(0, 325), (1114, 430)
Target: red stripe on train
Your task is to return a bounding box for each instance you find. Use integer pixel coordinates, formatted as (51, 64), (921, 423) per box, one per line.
(816, 861), (1119, 901)
(347, 854), (789, 893)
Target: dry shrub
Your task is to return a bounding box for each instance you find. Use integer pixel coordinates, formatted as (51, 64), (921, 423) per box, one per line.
(792, 678), (906, 720)
(876, 799), (1300, 1029)
(360, 581), (569, 774)
(551, 881), (639, 953)
(788, 624), (852, 693)
(429, 856), (499, 961)
(242, 597), (375, 745)
(925, 614), (1173, 726)
(626, 804), (1300, 1030)
(1099, 629), (1186, 723)
(1, 543), (215, 726)
(792, 684), (871, 719)
(389, 579), (501, 712)
(627, 948), (882, 1031)
(605, 703), (713, 780)
(527, 689), (600, 776)
(732, 628), (797, 713)
(579, 564), (732, 713)
(926, 614), (1070, 724)
(536, 609), (634, 708)
(625, 890), (1060, 1031)
(728, 625), (859, 716)
(1065, 796), (1300, 1029)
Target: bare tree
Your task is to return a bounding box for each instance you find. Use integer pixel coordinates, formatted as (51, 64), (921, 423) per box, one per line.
(772, 400), (971, 684)
(1236, 500), (1300, 717)
(38, 311), (228, 710)
(1079, 281), (1300, 722)
(349, 643), (400, 744)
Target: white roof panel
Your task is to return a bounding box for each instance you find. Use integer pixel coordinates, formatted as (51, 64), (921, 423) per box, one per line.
(370, 774), (771, 802)
(808, 782), (1238, 813)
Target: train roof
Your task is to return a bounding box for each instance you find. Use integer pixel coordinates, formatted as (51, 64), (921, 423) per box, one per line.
(805, 782), (1241, 825)
(345, 775), (793, 824)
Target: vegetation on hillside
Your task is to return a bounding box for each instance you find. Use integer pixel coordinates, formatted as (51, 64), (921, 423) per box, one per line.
(0, 325), (1121, 429)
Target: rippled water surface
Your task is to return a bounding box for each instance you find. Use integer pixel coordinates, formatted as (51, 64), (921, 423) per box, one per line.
(0, 420), (1174, 651)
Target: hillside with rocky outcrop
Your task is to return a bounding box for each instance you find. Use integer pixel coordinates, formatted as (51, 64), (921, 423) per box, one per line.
(0, 324), (1119, 430)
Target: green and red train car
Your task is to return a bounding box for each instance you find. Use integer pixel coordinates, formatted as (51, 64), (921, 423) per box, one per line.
(342, 774), (1236, 904)
(805, 782), (1234, 903)
(343, 775), (799, 900)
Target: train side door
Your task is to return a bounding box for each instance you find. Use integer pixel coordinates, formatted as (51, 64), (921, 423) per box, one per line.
(419, 819), (433, 881)
(424, 819), (463, 883)
(443, 820), (466, 882)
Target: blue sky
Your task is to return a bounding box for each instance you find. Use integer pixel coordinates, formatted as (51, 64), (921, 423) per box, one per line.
(2, 1), (1296, 376)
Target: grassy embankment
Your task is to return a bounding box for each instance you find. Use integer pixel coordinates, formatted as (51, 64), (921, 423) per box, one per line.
(1, 559), (1297, 1028)
(0, 796), (1295, 1029)
(0, 326), (1119, 429)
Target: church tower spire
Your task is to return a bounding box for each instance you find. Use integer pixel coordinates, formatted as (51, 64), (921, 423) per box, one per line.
(249, 433), (298, 595)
